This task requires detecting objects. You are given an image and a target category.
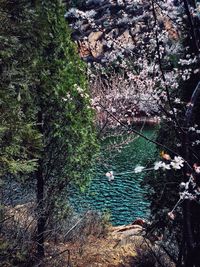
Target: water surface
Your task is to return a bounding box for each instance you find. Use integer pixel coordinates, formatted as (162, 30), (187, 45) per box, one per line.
(70, 127), (157, 225)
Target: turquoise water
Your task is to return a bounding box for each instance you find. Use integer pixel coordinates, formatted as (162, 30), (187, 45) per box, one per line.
(70, 127), (157, 226)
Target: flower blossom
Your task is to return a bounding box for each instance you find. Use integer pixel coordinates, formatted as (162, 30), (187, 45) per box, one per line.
(134, 166), (145, 173)
(154, 161), (170, 170)
(189, 127), (196, 131)
(194, 163), (200, 174)
(171, 156), (184, 170)
(105, 171), (114, 182)
(168, 211), (175, 220)
(174, 98), (181, 104)
(160, 152), (171, 160)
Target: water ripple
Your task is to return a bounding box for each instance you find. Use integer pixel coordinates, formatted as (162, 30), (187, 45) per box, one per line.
(70, 128), (156, 225)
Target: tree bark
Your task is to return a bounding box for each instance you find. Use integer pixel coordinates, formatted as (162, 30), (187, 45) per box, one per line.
(36, 110), (45, 259)
(36, 162), (45, 258)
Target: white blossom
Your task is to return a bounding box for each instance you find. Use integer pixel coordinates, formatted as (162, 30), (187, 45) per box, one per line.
(105, 171), (114, 182)
(154, 161), (170, 170)
(154, 161), (163, 170)
(171, 156), (184, 170)
(180, 182), (186, 189)
(174, 98), (181, 104)
(134, 166), (145, 173)
(189, 127), (196, 131)
(168, 211), (175, 220)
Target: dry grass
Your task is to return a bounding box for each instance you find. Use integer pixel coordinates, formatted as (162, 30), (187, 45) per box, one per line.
(45, 229), (140, 267)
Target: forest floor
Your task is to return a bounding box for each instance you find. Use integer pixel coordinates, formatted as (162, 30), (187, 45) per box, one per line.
(45, 224), (145, 267)
(4, 204), (175, 267)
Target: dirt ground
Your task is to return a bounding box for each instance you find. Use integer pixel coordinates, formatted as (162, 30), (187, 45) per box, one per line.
(45, 225), (144, 267)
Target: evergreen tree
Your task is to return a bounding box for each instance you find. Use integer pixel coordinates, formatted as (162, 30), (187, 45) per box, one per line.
(0, 0), (41, 180)
(34, 0), (97, 257)
(0, 0), (97, 261)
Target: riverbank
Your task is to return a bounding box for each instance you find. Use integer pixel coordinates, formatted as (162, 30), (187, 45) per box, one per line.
(45, 223), (145, 267)
(45, 221), (174, 267)
(2, 203), (144, 266)
(3, 203), (175, 267)
(96, 115), (160, 132)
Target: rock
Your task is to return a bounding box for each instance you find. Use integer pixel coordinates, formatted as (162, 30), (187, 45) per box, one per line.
(112, 224), (143, 232)
(111, 224), (144, 241)
(131, 218), (146, 226)
(117, 29), (133, 44)
(90, 40), (104, 58)
(77, 40), (91, 58)
(77, 32), (104, 58)
(4, 202), (35, 229)
(88, 31), (104, 58)
(65, 0), (180, 63)
(88, 31), (104, 43)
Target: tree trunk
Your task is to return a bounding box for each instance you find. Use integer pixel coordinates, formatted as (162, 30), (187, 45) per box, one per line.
(36, 161), (45, 258)
(36, 110), (45, 259)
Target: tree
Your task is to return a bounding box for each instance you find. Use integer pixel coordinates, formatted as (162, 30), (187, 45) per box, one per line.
(0, 0), (41, 181)
(34, 0), (98, 257)
(143, 1), (200, 266)
(66, 1), (200, 266)
(0, 0), (97, 262)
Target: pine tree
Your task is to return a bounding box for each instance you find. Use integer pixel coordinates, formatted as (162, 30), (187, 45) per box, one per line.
(0, 0), (41, 180)
(34, 0), (98, 257)
(0, 0), (97, 260)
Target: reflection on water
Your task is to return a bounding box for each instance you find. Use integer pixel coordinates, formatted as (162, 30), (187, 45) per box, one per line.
(69, 127), (157, 226)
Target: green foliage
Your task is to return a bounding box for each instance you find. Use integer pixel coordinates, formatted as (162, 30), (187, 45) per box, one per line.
(0, 1), (42, 177)
(144, 123), (182, 225)
(0, 0), (98, 192)
(0, 0), (98, 260)
(36, 1), (98, 193)
(0, 239), (31, 267)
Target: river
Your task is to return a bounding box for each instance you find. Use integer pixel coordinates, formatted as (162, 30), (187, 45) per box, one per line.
(69, 127), (157, 226)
